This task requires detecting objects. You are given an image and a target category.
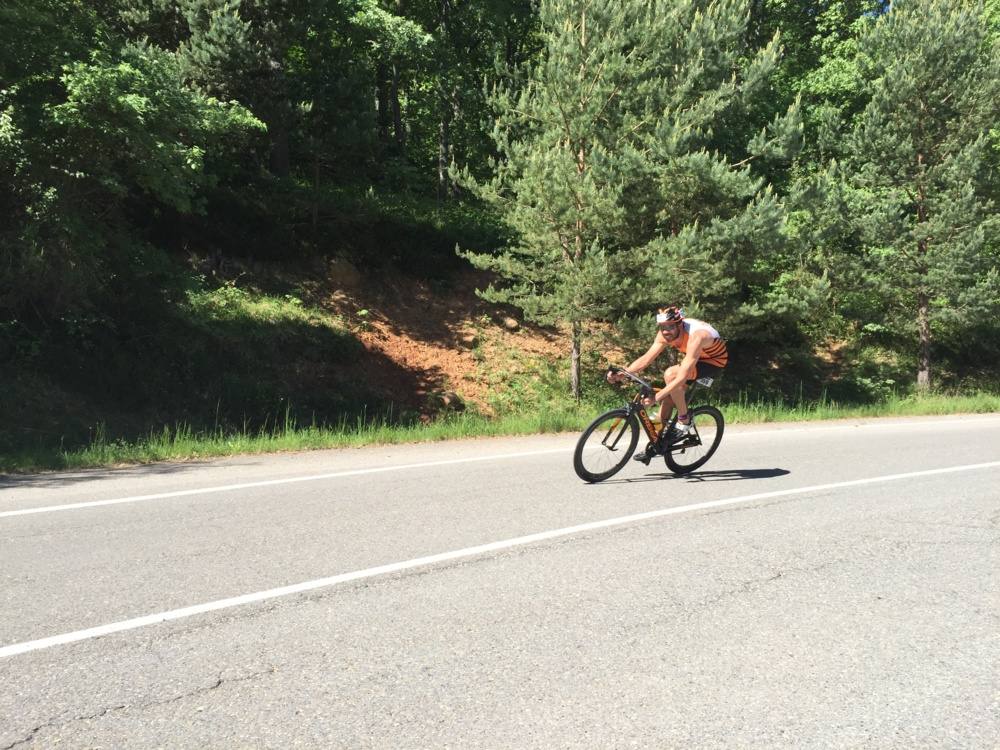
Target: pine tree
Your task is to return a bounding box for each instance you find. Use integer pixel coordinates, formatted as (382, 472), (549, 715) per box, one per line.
(839, 0), (999, 389)
(177, 0), (254, 99)
(461, 0), (800, 399)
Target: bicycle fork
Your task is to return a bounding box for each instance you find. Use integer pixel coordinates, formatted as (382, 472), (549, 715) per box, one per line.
(601, 417), (631, 451)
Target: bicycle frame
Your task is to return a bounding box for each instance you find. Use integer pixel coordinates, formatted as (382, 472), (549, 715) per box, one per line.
(608, 366), (707, 452)
(575, 368), (724, 482)
(609, 367), (660, 443)
(631, 393), (660, 443)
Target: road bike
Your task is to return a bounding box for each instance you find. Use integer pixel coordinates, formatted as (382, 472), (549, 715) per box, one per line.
(572, 367), (725, 483)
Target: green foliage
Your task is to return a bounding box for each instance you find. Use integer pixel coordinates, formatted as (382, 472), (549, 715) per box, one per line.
(461, 0), (802, 395)
(53, 43), (264, 212)
(3, 0), (1000, 459)
(0, 267), (379, 455)
(836, 0), (999, 386)
(351, 0), (433, 60)
(1, 15), (263, 324)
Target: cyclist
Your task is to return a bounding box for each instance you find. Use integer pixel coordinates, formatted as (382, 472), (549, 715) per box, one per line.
(607, 305), (728, 464)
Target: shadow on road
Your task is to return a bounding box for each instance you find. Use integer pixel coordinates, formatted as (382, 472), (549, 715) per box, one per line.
(676, 467), (791, 482)
(606, 467), (791, 484)
(0, 460), (219, 490)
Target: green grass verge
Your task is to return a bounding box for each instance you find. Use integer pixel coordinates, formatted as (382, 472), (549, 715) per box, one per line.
(721, 390), (1000, 423)
(2, 391), (998, 474)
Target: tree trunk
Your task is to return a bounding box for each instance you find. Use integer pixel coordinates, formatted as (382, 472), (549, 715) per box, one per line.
(436, 0), (459, 199)
(449, 88), (460, 197)
(568, 9), (588, 403)
(376, 64), (390, 144)
(438, 90), (451, 200)
(268, 117), (290, 178)
(915, 156), (930, 391)
(391, 64), (405, 151)
(266, 57), (291, 178)
(571, 321), (581, 401)
(394, 0), (407, 152)
(312, 134), (320, 234)
(438, 86), (459, 200)
(916, 290), (931, 391)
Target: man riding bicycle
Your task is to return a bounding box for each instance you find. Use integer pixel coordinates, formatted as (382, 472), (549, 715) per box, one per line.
(607, 305), (728, 464)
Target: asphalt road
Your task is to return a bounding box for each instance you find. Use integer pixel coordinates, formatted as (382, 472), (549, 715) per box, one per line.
(1, 415), (999, 748)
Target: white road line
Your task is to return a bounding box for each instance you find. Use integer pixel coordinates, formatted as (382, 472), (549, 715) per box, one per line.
(725, 414), (1000, 437)
(731, 414), (1000, 430)
(3, 414), (1000, 519)
(2, 459), (998, 659)
(0, 448), (569, 519)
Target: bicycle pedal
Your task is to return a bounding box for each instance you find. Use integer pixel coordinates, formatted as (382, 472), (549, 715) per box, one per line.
(667, 435), (694, 448)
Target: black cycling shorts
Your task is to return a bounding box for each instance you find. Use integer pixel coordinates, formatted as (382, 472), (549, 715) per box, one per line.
(686, 361), (724, 386)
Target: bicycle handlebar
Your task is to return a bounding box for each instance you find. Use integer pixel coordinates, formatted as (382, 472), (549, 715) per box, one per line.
(606, 366), (655, 397)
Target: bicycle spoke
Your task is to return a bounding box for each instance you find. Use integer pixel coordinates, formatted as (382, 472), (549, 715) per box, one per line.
(574, 409), (639, 482)
(665, 405), (724, 475)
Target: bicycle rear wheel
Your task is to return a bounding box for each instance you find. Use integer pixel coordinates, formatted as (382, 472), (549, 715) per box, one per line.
(665, 405), (724, 475)
(573, 408), (640, 483)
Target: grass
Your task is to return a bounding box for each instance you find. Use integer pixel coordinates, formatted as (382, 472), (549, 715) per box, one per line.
(722, 389), (1000, 423)
(2, 391), (998, 474)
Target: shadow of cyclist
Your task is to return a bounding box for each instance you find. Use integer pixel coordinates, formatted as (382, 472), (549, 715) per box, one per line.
(677, 468), (790, 482)
(609, 467), (790, 484)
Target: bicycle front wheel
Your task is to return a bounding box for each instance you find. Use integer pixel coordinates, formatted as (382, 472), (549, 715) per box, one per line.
(665, 405), (724, 475)
(573, 408), (640, 483)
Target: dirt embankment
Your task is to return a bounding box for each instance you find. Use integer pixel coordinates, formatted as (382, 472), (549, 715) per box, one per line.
(315, 262), (565, 416)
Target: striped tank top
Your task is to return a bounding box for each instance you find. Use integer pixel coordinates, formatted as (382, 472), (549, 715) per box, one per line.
(668, 318), (729, 367)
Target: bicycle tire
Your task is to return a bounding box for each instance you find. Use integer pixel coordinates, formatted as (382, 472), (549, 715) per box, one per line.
(665, 405), (724, 475)
(573, 408), (640, 483)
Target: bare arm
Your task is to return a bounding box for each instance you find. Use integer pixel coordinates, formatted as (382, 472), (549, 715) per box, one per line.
(626, 332), (668, 375)
(608, 333), (668, 383)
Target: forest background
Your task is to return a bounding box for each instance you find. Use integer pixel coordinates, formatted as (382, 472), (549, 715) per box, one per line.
(2, 0), (999, 464)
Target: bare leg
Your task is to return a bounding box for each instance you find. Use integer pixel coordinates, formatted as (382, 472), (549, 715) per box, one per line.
(659, 367), (680, 432)
(672, 382), (689, 421)
(658, 392), (674, 425)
